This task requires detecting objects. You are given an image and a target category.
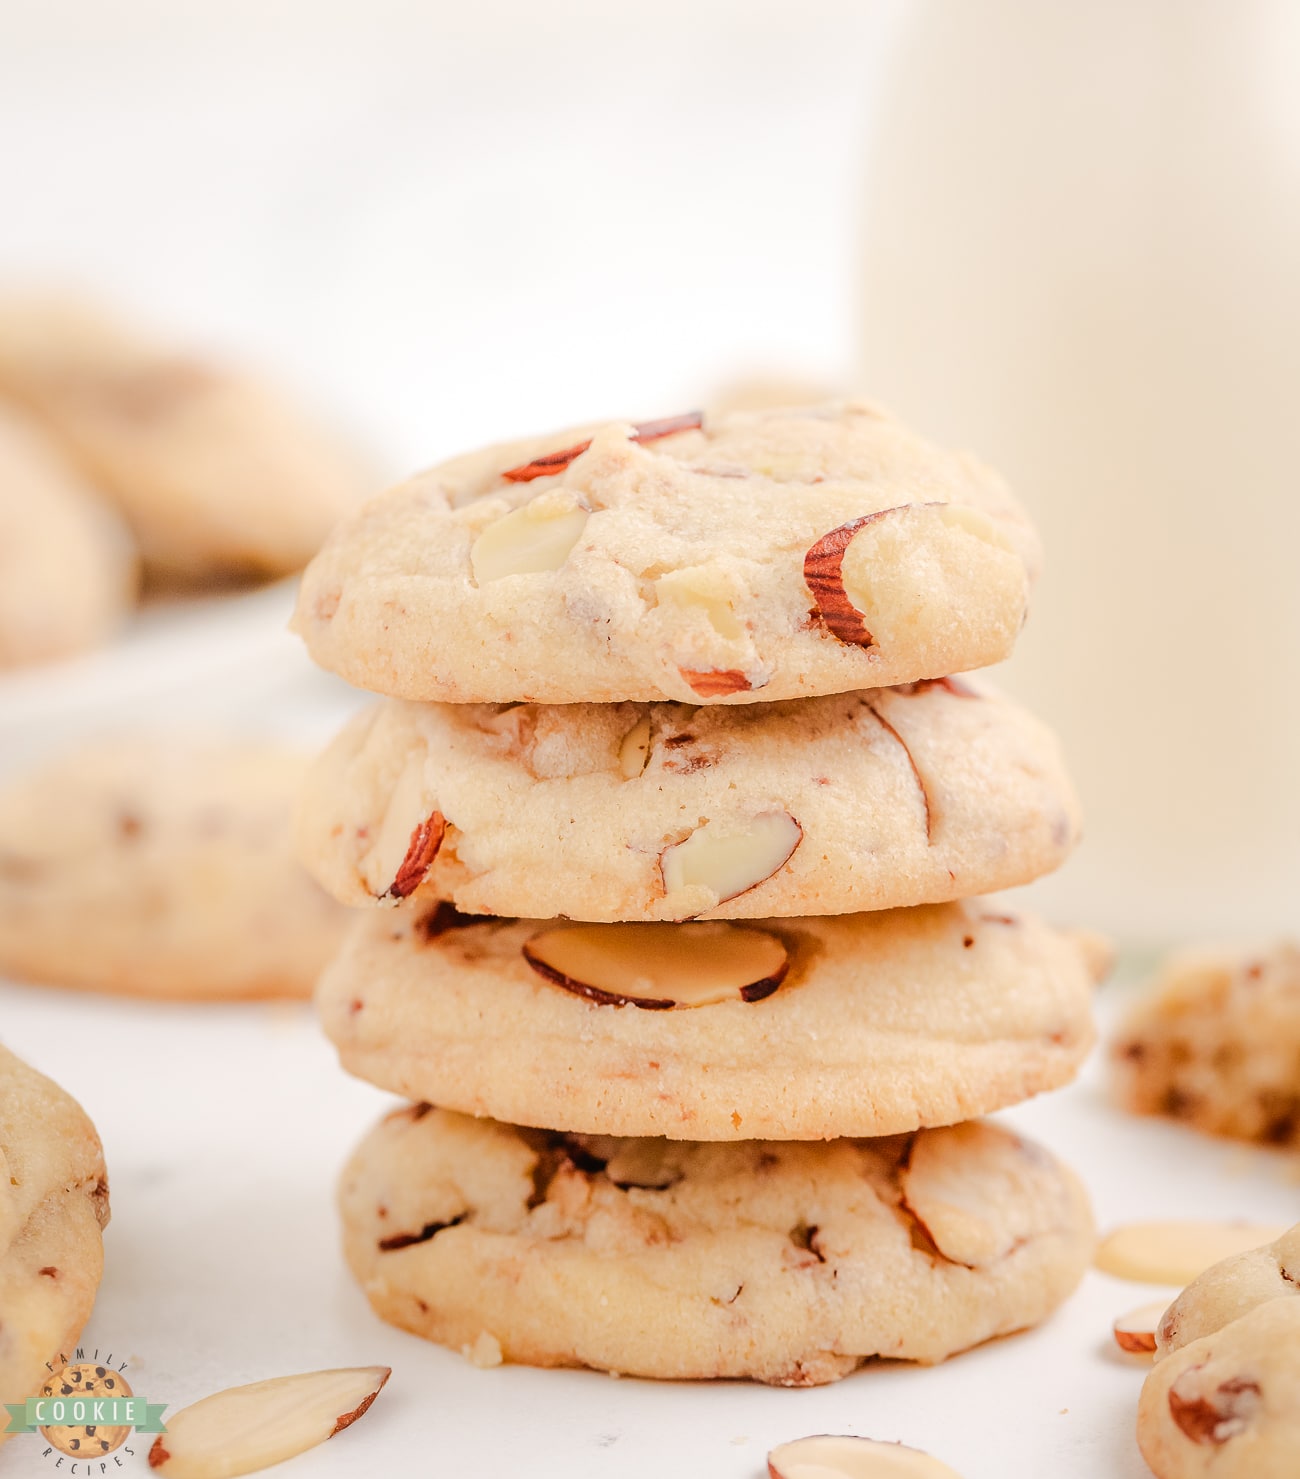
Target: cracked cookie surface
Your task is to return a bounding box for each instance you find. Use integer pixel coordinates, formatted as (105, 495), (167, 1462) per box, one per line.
(339, 1106), (1092, 1384)
(1111, 943), (1300, 1147)
(0, 1045), (109, 1435)
(0, 735), (349, 998)
(298, 677), (1079, 922)
(292, 400), (1039, 705)
(317, 900), (1096, 1140)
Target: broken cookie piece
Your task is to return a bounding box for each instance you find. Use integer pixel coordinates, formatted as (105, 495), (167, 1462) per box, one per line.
(1111, 942), (1300, 1147)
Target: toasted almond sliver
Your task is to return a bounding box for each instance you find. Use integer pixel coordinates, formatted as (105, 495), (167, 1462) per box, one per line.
(660, 812), (802, 909)
(522, 921), (789, 1009)
(1094, 1220), (1289, 1286)
(617, 715), (652, 779)
(768, 1434), (964, 1479)
(1113, 1300), (1170, 1354)
(148, 1366), (390, 1478)
(470, 500), (588, 583)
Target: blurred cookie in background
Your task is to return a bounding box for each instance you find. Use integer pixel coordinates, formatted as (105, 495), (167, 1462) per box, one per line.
(0, 735), (349, 999)
(0, 295), (375, 584)
(0, 401), (138, 669)
(1111, 942), (1300, 1147)
(0, 1044), (109, 1433)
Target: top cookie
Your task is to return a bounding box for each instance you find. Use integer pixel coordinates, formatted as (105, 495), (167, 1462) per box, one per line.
(293, 401), (1040, 704)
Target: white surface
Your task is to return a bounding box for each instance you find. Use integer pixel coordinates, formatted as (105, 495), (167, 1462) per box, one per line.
(1, 958), (1297, 1479)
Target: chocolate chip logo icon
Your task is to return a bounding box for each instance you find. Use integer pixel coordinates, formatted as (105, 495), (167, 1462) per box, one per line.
(38, 1361), (133, 1457)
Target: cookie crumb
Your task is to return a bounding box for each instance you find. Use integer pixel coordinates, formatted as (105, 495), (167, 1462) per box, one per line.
(462, 1331), (503, 1368)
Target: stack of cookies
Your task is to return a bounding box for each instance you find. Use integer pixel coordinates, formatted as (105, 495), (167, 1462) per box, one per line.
(292, 402), (1097, 1385)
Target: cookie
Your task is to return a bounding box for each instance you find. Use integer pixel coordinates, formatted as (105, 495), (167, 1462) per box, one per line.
(339, 1106), (1093, 1385)
(317, 900), (1096, 1140)
(1155, 1223), (1300, 1359)
(298, 677), (1080, 922)
(0, 402), (137, 668)
(1138, 1297), (1300, 1479)
(1111, 943), (1300, 1146)
(0, 1045), (109, 1437)
(0, 297), (372, 580)
(0, 736), (350, 999)
(292, 400), (1040, 704)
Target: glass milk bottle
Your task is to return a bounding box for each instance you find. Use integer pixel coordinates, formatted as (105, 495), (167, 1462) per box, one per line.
(859, 0), (1300, 942)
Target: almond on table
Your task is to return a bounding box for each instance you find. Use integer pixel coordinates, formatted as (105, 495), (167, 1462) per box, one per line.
(769, 1436), (965, 1479)
(148, 1367), (390, 1479)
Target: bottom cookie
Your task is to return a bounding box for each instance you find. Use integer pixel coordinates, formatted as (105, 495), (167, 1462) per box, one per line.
(339, 1105), (1093, 1385)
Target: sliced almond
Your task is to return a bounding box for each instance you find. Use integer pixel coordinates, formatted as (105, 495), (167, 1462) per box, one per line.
(660, 812), (802, 910)
(768, 1434), (964, 1479)
(809, 501), (990, 648)
(655, 566), (743, 638)
(1113, 1300), (1169, 1355)
(500, 411), (702, 482)
(678, 666), (752, 698)
(900, 1122), (1059, 1268)
(148, 1366), (390, 1478)
(360, 758), (443, 899)
(470, 498), (589, 583)
(617, 715), (652, 779)
(804, 506), (916, 646)
(386, 811), (445, 900)
(521, 921), (789, 1009)
(1094, 1221), (1288, 1285)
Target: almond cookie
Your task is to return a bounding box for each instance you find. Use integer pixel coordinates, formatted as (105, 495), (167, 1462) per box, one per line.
(298, 677), (1079, 922)
(317, 900), (1096, 1140)
(0, 736), (349, 999)
(0, 1045), (109, 1438)
(0, 297), (372, 580)
(339, 1106), (1093, 1384)
(1155, 1223), (1300, 1359)
(1138, 1297), (1300, 1478)
(1111, 943), (1300, 1147)
(0, 402), (137, 668)
(291, 401), (1040, 704)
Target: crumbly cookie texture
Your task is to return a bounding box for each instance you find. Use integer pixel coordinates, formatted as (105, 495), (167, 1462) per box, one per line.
(1111, 943), (1300, 1147)
(317, 900), (1096, 1140)
(0, 297), (373, 580)
(1155, 1223), (1300, 1359)
(339, 1106), (1092, 1385)
(292, 401), (1040, 704)
(1139, 1297), (1300, 1479)
(298, 676), (1080, 922)
(0, 736), (349, 999)
(0, 1045), (109, 1436)
(0, 402), (137, 668)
